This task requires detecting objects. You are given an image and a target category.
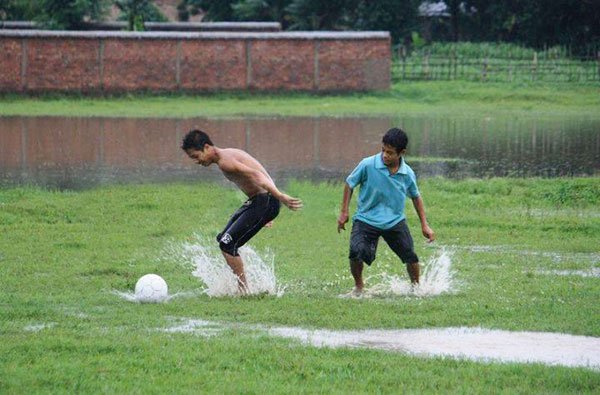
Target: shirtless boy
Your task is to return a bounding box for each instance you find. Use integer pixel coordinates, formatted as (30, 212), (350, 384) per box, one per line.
(337, 128), (434, 293)
(182, 129), (302, 294)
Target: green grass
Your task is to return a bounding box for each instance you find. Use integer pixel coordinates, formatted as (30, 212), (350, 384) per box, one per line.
(1, 81), (599, 118)
(1, 178), (599, 393)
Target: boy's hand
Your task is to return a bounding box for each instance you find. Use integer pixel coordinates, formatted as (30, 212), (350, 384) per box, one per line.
(280, 194), (303, 211)
(265, 220), (274, 227)
(422, 225), (435, 243)
(337, 212), (349, 233)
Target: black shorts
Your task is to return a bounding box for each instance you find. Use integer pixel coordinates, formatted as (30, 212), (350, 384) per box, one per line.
(217, 193), (281, 256)
(349, 220), (419, 265)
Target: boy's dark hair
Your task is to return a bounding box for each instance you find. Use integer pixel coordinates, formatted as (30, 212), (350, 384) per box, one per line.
(382, 128), (408, 153)
(181, 129), (213, 151)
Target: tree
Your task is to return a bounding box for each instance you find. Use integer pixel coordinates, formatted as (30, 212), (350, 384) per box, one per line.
(1, 0), (40, 20)
(115, 0), (167, 30)
(460, 0), (600, 53)
(232, 0), (292, 28)
(178, 0), (237, 21)
(285, 0), (352, 30)
(34, 0), (107, 29)
(348, 0), (419, 44)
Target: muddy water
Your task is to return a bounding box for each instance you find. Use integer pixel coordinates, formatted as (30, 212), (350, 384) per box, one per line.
(0, 115), (598, 189)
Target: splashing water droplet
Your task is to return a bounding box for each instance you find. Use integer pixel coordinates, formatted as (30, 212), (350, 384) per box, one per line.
(165, 234), (285, 297)
(367, 249), (457, 297)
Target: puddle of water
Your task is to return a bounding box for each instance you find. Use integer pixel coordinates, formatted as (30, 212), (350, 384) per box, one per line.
(450, 245), (600, 264)
(162, 319), (225, 336)
(24, 323), (56, 331)
(160, 318), (600, 370)
(268, 326), (600, 370)
(111, 290), (192, 303)
(537, 268), (600, 278)
(164, 234), (285, 297)
(509, 208), (600, 218)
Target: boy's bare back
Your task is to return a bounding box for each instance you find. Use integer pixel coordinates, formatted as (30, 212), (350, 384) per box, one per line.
(216, 148), (276, 199)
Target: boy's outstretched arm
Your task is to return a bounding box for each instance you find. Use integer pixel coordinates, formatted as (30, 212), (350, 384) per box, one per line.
(411, 196), (435, 242)
(337, 183), (353, 233)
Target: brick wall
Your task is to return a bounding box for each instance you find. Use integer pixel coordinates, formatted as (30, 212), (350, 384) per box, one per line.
(0, 30), (390, 93)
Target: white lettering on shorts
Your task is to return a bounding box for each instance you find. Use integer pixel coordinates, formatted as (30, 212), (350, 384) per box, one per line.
(220, 233), (233, 244)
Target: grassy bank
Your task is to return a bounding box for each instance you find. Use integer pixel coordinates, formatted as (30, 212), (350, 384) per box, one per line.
(1, 178), (599, 392)
(0, 81), (599, 118)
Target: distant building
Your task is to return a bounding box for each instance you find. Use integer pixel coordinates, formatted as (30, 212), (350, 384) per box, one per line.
(418, 1), (451, 18)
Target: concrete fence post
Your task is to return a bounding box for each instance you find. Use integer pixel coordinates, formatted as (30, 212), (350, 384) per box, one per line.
(21, 39), (27, 91)
(99, 39), (105, 91)
(176, 40), (182, 89)
(313, 40), (320, 90)
(246, 40), (252, 89)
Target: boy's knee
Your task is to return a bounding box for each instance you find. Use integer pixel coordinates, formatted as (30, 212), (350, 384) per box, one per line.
(217, 232), (239, 256)
(349, 243), (375, 265)
(400, 251), (419, 264)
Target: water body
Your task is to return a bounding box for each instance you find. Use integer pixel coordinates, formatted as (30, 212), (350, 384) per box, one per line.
(0, 115), (598, 189)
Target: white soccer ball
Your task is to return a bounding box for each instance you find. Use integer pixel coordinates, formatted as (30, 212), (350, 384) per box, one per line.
(135, 274), (168, 303)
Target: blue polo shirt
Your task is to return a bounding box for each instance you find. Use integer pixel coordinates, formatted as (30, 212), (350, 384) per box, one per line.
(346, 153), (420, 230)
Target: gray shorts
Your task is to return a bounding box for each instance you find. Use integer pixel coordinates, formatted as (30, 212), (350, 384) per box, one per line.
(349, 220), (419, 265)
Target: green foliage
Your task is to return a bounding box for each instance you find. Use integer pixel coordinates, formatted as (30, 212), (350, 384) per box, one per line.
(393, 41), (600, 83)
(347, 0), (419, 44)
(181, 0), (237, 21)
(541, 182), (600, 208)
(0, 0), (40, 20)
(115, 0), (167, 31)
(448, 0), (600, 54)
(232, 0), (291, 27)
(285, 0), (351, 30)
(411, 32), (427, 49)
(34, 0), (107, 29)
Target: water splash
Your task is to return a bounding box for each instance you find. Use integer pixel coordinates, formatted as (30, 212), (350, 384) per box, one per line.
(165, 234), (285, 297)
(366, 249), (456, 297)
(111, 290), (189, 303)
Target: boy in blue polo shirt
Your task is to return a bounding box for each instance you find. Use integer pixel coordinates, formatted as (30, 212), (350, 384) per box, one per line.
(337, 128), (435, 293)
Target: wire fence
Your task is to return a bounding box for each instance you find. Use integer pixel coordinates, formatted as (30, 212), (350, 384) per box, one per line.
(392, 44), (600, 83)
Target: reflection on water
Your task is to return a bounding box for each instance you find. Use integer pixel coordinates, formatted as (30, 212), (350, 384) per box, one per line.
(0, 115), (598, 189)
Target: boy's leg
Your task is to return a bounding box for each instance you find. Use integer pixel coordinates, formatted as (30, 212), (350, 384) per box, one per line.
(218, 194), (280, 293)
(382, 220), (420, 284)
(350, 260), (364, 291)
(406, 262), (420, 284)
(221, 251), (248, 294)
(348, 221), (380, 291)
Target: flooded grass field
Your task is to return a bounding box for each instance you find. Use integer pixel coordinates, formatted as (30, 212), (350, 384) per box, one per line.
(1, 111), (599, 392)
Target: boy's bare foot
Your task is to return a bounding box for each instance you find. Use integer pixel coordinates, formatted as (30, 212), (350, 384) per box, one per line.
(347, 286), (364, 298)
(235, 283), (250, 296)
